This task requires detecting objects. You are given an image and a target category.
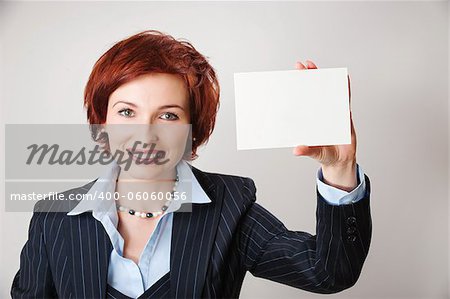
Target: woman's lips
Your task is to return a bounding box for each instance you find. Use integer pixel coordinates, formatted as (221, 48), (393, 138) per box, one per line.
(126, 149), (165, 163)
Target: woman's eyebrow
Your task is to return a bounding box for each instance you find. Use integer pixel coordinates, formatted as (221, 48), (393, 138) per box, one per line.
(112, 101), (185, 111)
(112, 100), (138, 108)
(159, 104), (185, 111)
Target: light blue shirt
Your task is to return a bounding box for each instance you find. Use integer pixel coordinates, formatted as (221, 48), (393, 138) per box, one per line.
(67, 160), (367, 298)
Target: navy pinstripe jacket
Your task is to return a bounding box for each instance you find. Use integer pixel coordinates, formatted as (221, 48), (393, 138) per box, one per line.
(11, 165), (372, 298)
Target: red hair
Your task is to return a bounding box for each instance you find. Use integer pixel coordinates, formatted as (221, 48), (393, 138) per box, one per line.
(84, 30), (220, 161)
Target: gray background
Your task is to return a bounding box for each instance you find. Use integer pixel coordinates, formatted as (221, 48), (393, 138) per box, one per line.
(0, 1), (448, 298)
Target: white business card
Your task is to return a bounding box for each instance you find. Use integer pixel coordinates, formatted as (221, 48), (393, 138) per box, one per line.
(234, 67), (351, 150)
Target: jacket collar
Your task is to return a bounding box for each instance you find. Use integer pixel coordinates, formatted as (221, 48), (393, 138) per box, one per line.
(66, 159), (211, 221)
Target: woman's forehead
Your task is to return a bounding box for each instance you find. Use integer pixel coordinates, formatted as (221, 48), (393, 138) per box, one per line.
(109, 73), (189, 108)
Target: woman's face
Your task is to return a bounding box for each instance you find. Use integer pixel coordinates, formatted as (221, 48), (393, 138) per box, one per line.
(104, 72), (191, 180)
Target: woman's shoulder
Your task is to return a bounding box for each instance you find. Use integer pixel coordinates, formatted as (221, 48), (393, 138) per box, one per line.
(191, 166), (257, 202)
(33, 178), (98, 214)
(192, 164), (255, 185)
(25, 179), (98, 240)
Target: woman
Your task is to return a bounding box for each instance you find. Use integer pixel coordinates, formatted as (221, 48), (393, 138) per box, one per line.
(11, 30), (372, 298)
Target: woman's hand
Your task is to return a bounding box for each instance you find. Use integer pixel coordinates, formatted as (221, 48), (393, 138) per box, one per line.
(293, 60), (358, 192)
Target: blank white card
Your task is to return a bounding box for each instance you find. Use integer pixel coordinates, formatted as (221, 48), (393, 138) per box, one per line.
(233, 67), (351, 150)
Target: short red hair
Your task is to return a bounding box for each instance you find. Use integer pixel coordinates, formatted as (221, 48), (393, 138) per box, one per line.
(84, 30), (220, 161)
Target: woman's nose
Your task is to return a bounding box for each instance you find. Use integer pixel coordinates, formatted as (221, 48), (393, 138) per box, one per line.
(134, 123), (159, 146)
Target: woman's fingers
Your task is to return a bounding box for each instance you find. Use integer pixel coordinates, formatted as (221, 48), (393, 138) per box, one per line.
(305, 60), (318, 69)
(296, 60), (318, 70)
(295, 61), (307, 69)
(292, 144), (325, 158)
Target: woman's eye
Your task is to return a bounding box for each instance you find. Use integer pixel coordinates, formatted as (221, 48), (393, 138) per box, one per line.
(160, 112), (179, 121)
(118, 108), (135, 117)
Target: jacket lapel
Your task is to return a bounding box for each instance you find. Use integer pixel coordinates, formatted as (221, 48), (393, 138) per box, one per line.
(170, 167), (224, 298)
(65, 209), (113, 298)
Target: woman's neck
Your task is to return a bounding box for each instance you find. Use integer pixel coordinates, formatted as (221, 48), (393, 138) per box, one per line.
(115, 168), (178, 212)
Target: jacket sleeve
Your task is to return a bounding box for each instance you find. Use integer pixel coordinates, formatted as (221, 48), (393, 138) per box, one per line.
(237, 174), (372, 294)
(11, 202), (58, 298)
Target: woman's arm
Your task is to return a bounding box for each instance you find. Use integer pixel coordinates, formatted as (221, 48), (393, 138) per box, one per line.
(11, 204), (58, 298)
(238, 176), (372, 294)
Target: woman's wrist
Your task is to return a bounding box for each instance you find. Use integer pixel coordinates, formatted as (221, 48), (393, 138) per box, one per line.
(321, 160), (357, 192)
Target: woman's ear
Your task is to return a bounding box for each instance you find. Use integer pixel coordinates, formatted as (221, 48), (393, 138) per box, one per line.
(181, 131), (196, 161)
(92, 123), (110, 155)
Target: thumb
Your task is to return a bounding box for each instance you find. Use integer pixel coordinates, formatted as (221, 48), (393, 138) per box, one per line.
(293, 145), (321, 157)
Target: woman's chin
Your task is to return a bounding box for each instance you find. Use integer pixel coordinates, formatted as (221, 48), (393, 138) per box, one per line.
(126, 164), (171, 180)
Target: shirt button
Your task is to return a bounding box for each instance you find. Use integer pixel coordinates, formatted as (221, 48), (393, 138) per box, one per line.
(347, 226), (357, 234)
(347, 235), (357, 243)
(346, 216), (357, 226)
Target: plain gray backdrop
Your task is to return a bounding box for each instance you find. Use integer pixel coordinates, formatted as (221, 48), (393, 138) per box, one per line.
(0, 1), (448, 298)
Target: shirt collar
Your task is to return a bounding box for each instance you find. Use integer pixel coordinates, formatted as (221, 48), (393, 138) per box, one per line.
(66, 159), (211, 221)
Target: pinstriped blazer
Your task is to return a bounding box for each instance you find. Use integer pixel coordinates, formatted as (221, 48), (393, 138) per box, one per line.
(11, 165), (372, 299)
